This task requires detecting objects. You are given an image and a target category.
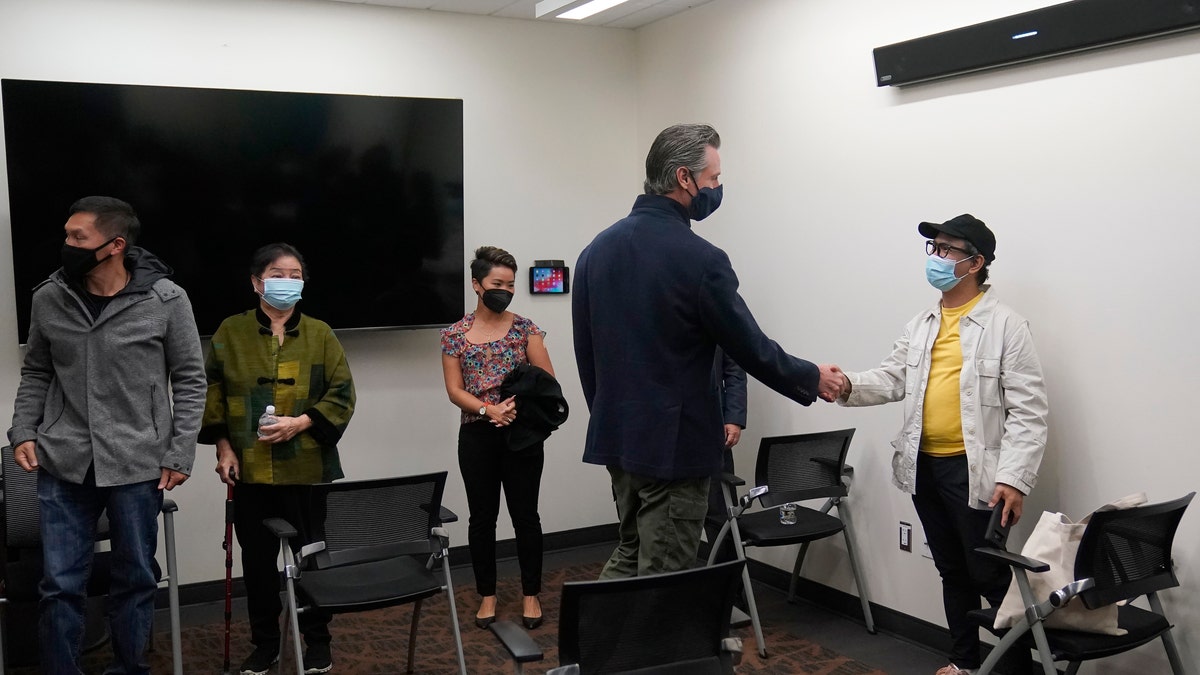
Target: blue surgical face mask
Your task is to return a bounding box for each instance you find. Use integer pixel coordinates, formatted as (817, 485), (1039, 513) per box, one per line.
(925, 254), (974, 291)
(260, 277), (304, 310)
(686, 170), (723, 221)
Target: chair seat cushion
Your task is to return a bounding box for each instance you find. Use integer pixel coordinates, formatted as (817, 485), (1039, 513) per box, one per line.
(968, 604), (1172, 661)
(736, 507), (845, 546)
(298, 555), (443, 613)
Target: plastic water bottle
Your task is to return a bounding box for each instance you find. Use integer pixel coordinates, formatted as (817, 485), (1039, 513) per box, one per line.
(257, 405), (279, 439)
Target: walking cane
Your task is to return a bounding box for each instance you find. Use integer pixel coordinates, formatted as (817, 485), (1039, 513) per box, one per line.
(223, 470), (236, 675)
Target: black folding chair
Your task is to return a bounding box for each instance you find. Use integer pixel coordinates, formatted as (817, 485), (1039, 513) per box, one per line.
(0, 446), (182, 674)
(708, 428), (875, 657)
(492, 560), (746, 675)
(266, 471), (466, 675)
(970, 492), (1195, 675)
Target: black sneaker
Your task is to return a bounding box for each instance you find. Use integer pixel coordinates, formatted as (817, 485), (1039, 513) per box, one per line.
(304, 642), (333, 674)
(240, 644), (279, 675)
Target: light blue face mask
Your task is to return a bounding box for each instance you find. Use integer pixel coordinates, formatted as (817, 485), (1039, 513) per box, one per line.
(925, 255), (973, 291)
(261, 277), (304, 310)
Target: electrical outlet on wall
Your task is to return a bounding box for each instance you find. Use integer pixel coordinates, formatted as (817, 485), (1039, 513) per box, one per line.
(899, 521), (912, 552)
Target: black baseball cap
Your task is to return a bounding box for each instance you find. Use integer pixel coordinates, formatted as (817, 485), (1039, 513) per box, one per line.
(918, 214), (996, 263)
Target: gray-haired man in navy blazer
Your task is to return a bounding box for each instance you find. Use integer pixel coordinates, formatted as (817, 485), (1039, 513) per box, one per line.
(573, 124), (842, 578)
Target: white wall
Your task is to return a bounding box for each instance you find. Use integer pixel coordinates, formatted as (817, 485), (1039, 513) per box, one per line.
(0, 0), (637, 587)
(3, 0), (1200, 671)
(635, 0), (1200, 672)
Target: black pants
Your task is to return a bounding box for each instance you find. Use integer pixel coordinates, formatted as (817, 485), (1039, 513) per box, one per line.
(458, 421), (544, 596)
(233, 483), (332, 649)
(914, 452), (1030, 673)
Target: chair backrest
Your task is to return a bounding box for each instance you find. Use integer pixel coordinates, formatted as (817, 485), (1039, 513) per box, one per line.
(1, 446), (41, 548)
(308, 471), (448, 569)
(1074, 491), (1194, 609)
(558, 560), (744, 675)
(753, 429), (854, 507)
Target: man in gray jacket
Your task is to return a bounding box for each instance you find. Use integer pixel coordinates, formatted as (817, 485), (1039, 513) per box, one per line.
(8, 196), (206, 674)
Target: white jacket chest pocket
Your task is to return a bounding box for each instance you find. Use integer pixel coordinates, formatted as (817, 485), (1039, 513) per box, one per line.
(977, 358), (1003, 407)
(904, 351), (923, 395)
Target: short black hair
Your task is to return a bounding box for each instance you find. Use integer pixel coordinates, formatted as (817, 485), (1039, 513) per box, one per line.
(470, 246), (517, 282)
(250, 242), (309, 281)
(69, 196), (141, 246)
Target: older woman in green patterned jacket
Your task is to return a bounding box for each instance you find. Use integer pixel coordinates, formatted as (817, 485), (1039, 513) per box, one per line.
(199, 242), (355, 675)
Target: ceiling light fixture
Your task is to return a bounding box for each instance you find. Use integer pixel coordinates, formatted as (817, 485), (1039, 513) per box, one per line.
(534, 0), (634, 21)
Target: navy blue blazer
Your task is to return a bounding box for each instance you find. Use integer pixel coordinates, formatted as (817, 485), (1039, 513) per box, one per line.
(717, 348), (747, 429)
(573, 194), (819, 481)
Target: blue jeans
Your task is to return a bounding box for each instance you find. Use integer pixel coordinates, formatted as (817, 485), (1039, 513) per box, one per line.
(38, 468), (162, 675)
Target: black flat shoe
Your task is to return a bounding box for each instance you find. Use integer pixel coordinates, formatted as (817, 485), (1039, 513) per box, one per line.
(475, 615), (496, 629)
(522, 614), (544, 630)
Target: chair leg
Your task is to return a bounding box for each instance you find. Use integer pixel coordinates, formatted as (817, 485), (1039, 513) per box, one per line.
(1063, 662), (1081, 675)
(407, 598), (422, 673)
(786, 542), (811, 603)
(836, 503), (876, 634)
(163, 510), (183, 675)
(1147, 593), (1191, 675)
(1013, 571), (1058, 675)
(725, 526), (767, 658)
(440, 554), (468, 675)
(279, 547), (305, 675)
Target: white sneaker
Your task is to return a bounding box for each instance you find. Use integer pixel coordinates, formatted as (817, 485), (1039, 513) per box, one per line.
(935, 666), (975, 675)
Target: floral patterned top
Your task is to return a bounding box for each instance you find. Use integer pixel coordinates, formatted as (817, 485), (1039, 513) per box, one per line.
(441, 312), (544, 424)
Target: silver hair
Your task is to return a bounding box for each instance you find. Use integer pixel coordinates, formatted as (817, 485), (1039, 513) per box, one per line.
(643, 124), (721, 195)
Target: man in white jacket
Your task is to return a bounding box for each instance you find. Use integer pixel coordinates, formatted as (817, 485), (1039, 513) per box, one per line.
(835, 214), (1048, 675)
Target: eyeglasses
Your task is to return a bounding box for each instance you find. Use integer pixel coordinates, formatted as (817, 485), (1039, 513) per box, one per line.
(925, 240), (975, 259)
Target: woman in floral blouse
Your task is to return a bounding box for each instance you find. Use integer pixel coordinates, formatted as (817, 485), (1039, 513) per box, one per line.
(441, 246), (555, 631)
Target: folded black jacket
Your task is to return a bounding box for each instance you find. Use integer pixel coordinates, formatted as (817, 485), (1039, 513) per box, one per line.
(500, 364), (569, 452)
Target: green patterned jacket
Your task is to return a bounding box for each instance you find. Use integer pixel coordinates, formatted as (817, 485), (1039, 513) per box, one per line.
(200, 309), (355, 484)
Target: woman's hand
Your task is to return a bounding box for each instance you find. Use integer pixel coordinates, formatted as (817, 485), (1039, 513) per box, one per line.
(257, 414), (313, 444)
(215, 442), (240, 486)
(486, 396), (517, 427)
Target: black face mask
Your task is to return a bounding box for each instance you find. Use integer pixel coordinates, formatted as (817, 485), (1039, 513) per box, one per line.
(60, 236), (118, 282)
(481, 289), (514, 314)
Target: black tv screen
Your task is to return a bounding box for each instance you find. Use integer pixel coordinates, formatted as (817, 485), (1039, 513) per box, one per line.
(2, 79), (464, 343)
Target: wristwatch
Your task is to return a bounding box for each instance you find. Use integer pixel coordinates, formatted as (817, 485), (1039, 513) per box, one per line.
(478, 405), (488, 416)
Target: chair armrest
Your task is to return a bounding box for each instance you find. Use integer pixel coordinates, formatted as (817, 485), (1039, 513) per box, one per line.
(973, 546), (1050, 573)
(739, 484), (768, 509)
(161, 498), (179, 514)
(718, 472), (745, 487)
(439, 506), (459, 524)
(264, 517), (298, 540)
(490, 620), (544, 664)
(1050, 577), (1095, 607)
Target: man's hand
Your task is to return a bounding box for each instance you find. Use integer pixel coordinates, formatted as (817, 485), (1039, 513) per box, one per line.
(13, 441), (39, 472)
(817, 364), (845, 402)
(159, 468), (189, 491)
(723, 423), (742, 448)
(989, 483), (1025, 527)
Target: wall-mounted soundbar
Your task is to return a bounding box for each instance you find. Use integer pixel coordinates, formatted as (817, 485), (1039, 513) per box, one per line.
(873, 0), (1200, 87)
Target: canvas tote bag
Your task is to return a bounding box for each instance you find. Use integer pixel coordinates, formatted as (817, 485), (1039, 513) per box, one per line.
(993, 492), (1148, 635)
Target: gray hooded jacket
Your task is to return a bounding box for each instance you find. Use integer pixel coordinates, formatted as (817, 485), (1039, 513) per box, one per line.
(8, 247), (206, 487)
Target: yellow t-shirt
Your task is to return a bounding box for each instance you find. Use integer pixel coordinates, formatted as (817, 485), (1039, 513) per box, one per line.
(920, 291), (985, 456)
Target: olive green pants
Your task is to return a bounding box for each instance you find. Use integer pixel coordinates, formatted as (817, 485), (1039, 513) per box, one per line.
(599, 466), (710, 579)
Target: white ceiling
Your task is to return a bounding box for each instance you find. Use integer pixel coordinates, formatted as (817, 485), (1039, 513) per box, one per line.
(323, 0), (714, 29)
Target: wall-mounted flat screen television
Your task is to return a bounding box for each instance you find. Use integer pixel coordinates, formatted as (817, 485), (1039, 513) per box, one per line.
(2, 79), (464, 343)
